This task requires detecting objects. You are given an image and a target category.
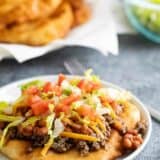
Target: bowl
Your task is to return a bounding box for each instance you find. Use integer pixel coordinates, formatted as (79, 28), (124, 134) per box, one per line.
(124, 0), (160, 43)
(0, 75), (152, 160)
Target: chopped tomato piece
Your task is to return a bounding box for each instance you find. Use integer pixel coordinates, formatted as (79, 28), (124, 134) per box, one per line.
(27, 95), (51, 115)
(77, 105), (96, 120)
(58, 74), (66, 86)
(77, 79), (87, 90)
(31, 100), (49, 116)
(27, 95), (42, 106)
(54, 94), (80, 116)
(53, 85), (62, 96)
(43, 82), (54, 92)
(55, 105), (70, 115)
(61, 94), (80, 105)
(78, 79), (101, 93)
(24, 86), (39, 95)
(43, 82), (62, 96)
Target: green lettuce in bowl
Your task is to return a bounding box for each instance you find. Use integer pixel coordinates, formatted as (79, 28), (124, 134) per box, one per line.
(125, 0), (160, 42)
(132, 0), (160, 34)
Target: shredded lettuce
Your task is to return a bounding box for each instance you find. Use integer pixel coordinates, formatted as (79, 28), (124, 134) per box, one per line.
(0, 118), (24, 148)
(41, 116), (65, 156)
(96, 88), (108, 97)
(46, 114), (55, 130)
(0, 101), (8, 111)
(22, 116), (40, 127)
(84, 69), (100, 83)
(72, 100), (84, 109)
(20, 80), (44, 91)
(53, 118), (64, 138)
(96, 107), (110, 115)
(70, 78), (80, 86)
(0, 114), (22, 122)
(0, 101), (11, 114)
(87, 95), (102, 109)
(61, 80), (81, 96)
(63, 89), (72, 96)
(41, 114), (55, 156)
(12, 95), (29, 113)
(105, 103), (116, 119)
(106, 88), (132, 101)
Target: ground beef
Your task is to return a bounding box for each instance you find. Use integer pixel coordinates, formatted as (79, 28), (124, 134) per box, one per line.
(52, 137), (74, 153)
(0, 122), (5, 130)
(8, 114), (113, 156)
(88, 141), (100, 151)
(76, 141), (89, 156)
(99, 139), (106, 148)
(31, 135), (49, 147)
(105, 122), (111, 138)
(103, 114), (114, 124)
(9, 127), (17, 139)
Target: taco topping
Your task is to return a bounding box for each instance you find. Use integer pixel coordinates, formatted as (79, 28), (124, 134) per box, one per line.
(0, 70), (146, 156)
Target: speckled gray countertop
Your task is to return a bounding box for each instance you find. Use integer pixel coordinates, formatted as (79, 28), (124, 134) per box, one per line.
(0, 35), (159, 159)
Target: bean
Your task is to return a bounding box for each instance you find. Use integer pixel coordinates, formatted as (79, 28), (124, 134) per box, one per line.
(123, 138), (132, 148)
(133, 140), (141, 149)
(33, 127), (48, 136)
(23, 125), (33, 136)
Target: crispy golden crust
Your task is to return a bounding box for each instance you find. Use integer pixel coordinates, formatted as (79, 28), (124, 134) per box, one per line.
(0, 2), (74, 45)
(0, 0), (28, 15)
(1, 130), (122, 160)
(0, 0), (62, 28)
(68, 0), (91, 26)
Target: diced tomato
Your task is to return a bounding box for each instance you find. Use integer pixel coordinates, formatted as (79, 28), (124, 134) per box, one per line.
(43, 82), (62, 96)
(27, 95), (51, 115)
(77, 79), (87, 90)
(77, 105), (96, 120)
(61, 94), (80, 105)
(24, 86), (39, 95)
(54, 94), (80, 116)
(31, 100), (49, 116)
(78, 79), (101, 93)
(27, 95), (42, 106)
(58, 74), (66, 86)
(55, 105), (70, 116)
(53, 85), (62, 96)
(43, 82), (54, 92)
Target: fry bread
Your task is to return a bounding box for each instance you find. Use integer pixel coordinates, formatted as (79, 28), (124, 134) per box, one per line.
(68, 0), (91, 26)
(0, 103), (141, 160)
(1, 130), (122, 160)
(0, 2), (74, 45)
(0, 0), (62, 29)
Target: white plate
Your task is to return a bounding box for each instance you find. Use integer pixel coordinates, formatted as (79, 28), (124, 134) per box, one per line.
(0, 75), (152, 160)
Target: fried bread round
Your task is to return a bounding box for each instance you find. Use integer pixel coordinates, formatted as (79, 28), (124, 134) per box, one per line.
(0, 103), (140, 160)
(0, 0), (62, 29)
(1, 130), (122, 160)
(68, 0), (91, 26)
(0, 2), (74, 45)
